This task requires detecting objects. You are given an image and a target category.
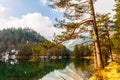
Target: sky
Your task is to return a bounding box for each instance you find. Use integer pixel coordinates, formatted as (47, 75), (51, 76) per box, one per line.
(0, 0), (115, 40)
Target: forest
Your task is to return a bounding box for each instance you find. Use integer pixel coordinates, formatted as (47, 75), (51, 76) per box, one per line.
(48, 0), (120, 79)
(0, 0), (120, 79)
(0, 28), (72, 61)
(0, 0), (119, 69)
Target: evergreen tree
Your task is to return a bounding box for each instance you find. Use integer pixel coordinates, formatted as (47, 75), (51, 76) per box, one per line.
(73, 45), (80, 59)
(0, 28), (47, 51)
(112, 0), (120, 56)
(96, 13), (113, 62)
(30, 41), (71, 61)
(73, 44), (92, 59)
(50, 0), (103, 69)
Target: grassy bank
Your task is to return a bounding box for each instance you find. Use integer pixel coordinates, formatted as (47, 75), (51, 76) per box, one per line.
(89, 61), (120, 80)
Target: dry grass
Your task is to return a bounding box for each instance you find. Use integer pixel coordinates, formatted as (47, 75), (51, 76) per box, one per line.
(89, 62), (120, 80)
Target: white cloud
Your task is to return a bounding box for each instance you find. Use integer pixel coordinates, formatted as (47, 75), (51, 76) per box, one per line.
(0, 5), (8, 17)
(52, 8), (65, 13)
(95, 0), (115, 15)
(0, 12), (62, 40)
(0, 5), (6, 13)
(40, 0), (47, 5)
(0, 4), (12, 20)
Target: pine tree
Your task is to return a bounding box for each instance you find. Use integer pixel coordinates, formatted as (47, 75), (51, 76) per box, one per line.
(50, 0), (103, 69)
(112, 0), (120, 55)
(96, 13), (113, 62)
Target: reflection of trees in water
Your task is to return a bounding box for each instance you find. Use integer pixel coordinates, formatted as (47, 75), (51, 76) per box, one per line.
(72, 59), (93, 78)
(0, 59), (71, 80)
(73, 59), (91, 71)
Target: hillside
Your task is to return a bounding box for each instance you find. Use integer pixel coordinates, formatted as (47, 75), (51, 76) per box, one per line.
(0, 28), (47, 52)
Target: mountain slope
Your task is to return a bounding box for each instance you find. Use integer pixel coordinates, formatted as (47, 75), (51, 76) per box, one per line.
(0, 28), (47, 51)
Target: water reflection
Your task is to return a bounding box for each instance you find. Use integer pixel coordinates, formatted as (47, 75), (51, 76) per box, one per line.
(0, 58), (92, 80)
(73, 59), (93, 79)
(41, 59), (93, 80)
(41, 63), (82, 80)
(0, 59), (71, 80)
(73, 59), (92, 71)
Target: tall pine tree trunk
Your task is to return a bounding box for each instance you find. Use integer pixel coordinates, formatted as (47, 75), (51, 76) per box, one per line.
(88, 0), (104, 69)
(93, 43), (98, 68)
(104, 25), (113, 61)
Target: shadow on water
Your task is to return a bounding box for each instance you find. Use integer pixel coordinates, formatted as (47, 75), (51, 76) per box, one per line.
(0, 59), (71, 80)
